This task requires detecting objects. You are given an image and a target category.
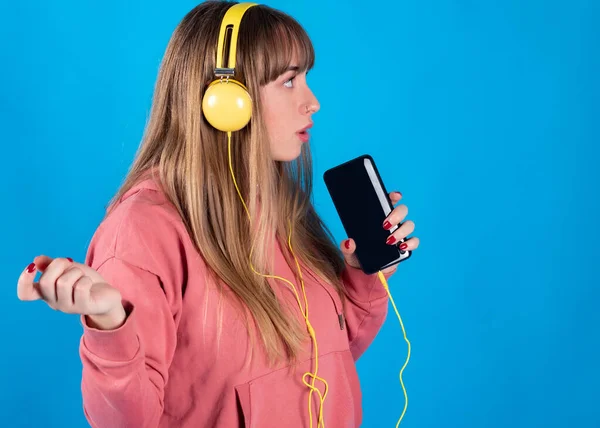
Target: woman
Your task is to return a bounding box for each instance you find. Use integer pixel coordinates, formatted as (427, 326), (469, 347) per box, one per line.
(17, 1), (418, 427)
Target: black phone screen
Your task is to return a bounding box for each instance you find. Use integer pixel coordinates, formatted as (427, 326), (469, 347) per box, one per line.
(323, 154), (410, 274)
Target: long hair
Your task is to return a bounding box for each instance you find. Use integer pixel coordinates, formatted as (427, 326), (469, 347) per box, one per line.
(106, 1), (347, 366)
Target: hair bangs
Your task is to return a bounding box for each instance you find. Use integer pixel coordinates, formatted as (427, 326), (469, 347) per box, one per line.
(245, 6), (315, 86)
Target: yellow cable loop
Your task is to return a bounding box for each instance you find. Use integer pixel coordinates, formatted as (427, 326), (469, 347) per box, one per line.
(289, 229), (329, 427)
(377, 271), (412, 427)
(227, 132), (327, 427)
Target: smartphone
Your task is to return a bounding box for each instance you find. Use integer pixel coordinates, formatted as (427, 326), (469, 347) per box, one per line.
(323, 154), (411, 274)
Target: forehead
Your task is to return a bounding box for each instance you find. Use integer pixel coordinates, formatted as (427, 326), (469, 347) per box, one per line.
(256, 23), (314, 84)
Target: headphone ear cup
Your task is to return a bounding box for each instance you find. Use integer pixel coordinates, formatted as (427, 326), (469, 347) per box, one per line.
(202, 79), (252, 132)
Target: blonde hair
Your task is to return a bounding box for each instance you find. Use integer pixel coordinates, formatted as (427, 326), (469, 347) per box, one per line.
(106, 1), (347, 366)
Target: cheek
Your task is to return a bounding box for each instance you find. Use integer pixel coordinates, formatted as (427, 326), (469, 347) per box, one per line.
(260, 88), (295, 146)
(260, 94), (277, 137)
(262, 101), (288, 141)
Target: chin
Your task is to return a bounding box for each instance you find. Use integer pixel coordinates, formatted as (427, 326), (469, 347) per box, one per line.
(273, 147), (303, 162)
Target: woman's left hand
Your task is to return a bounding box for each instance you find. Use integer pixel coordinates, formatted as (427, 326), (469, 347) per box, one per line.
(340, 191), (419, 274)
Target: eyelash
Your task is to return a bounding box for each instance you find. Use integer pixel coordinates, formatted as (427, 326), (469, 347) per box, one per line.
(283, 71), (308, 88)
(284, 76), (296, 88)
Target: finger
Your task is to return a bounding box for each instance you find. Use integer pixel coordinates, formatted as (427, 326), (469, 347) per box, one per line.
(33, 255), (54, 272)
(55, 257), (103, 284)
(398, 236), (419, 251)
(389, 191), (403, 205)
(383, 204), (408, 231)
(381, 265), (398, 274)
(385, 220), (415, 246)
(38, 257), (72, 305)
(340, 238), (361, 269)
(341, 238), (356, 255)
(73, 275), (94, 313)
(55, 266), (85, 312)
(17, 262), (42, 301)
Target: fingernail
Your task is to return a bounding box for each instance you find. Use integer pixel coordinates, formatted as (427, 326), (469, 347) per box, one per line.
(26, 263), (36, 273)
(400, 243), (408, 250)
(386, 235), (396, 245)
(345, 240), (351, 249)
(383, 220), (392, 230)
(394, 191), (402, 197)
(66, 257), (73, 262)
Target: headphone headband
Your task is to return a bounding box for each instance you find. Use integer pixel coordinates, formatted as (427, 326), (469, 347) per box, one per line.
(214, 3), (257, 77)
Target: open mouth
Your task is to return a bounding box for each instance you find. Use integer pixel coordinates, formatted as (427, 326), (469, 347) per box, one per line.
(296, 130), (310, 143)
(296, 123), (313, 143)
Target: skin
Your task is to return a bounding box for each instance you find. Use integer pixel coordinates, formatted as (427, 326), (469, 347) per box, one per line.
(342, 191), (420, 275)
(17, 256), (126, 330)
(16, 62), (420, 331)
(260, 66), (320, 162)
(260, 62), (420, 273)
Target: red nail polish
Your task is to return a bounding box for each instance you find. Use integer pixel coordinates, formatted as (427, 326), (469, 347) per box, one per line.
(386, 236), (396, 245)
(400, 243), (408, 250)
(26, 263), (36, 273)
(66, 257), (73, 262)
(345, 240), (351, 249)
(383, 220), (392, 230)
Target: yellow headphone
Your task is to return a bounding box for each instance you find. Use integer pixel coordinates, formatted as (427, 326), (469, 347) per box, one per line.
(201, 3), (411, 428)
(201, 2), (256, 132)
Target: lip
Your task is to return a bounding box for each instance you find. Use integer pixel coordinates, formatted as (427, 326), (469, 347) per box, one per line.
(297, 131), (309, 143)
(296, 123), (313, 143)
(296, 122), (313, 133)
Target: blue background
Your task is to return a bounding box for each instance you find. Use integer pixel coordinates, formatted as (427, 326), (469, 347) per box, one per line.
(2, 0), (599, 426)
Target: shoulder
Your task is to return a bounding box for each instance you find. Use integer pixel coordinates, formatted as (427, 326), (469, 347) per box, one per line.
(85, 177), (195, 283)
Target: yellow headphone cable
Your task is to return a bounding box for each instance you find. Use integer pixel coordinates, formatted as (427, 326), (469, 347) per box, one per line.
(226, 131), (411, 427)
(201, 2), (411, 426)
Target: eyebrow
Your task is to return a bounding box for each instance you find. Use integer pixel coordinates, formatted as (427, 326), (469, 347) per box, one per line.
(279, 65), (307, 80)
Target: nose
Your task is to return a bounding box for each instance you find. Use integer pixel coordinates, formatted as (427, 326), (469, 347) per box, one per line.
(302, 88), (320, 115)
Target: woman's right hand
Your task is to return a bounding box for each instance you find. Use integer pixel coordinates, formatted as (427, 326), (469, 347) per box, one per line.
(17, 255), (126, 330)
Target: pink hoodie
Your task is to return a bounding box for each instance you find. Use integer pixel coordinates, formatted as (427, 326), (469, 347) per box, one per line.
(79, 177), (394, 427)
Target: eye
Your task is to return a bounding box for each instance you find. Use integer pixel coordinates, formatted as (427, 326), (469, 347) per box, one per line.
(283, 76), (295, 88)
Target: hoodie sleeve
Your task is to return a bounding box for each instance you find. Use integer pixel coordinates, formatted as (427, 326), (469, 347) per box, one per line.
(341, 262), (396, 360)
(77, 188), (186, 428)
(79, 257), (178, 428)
